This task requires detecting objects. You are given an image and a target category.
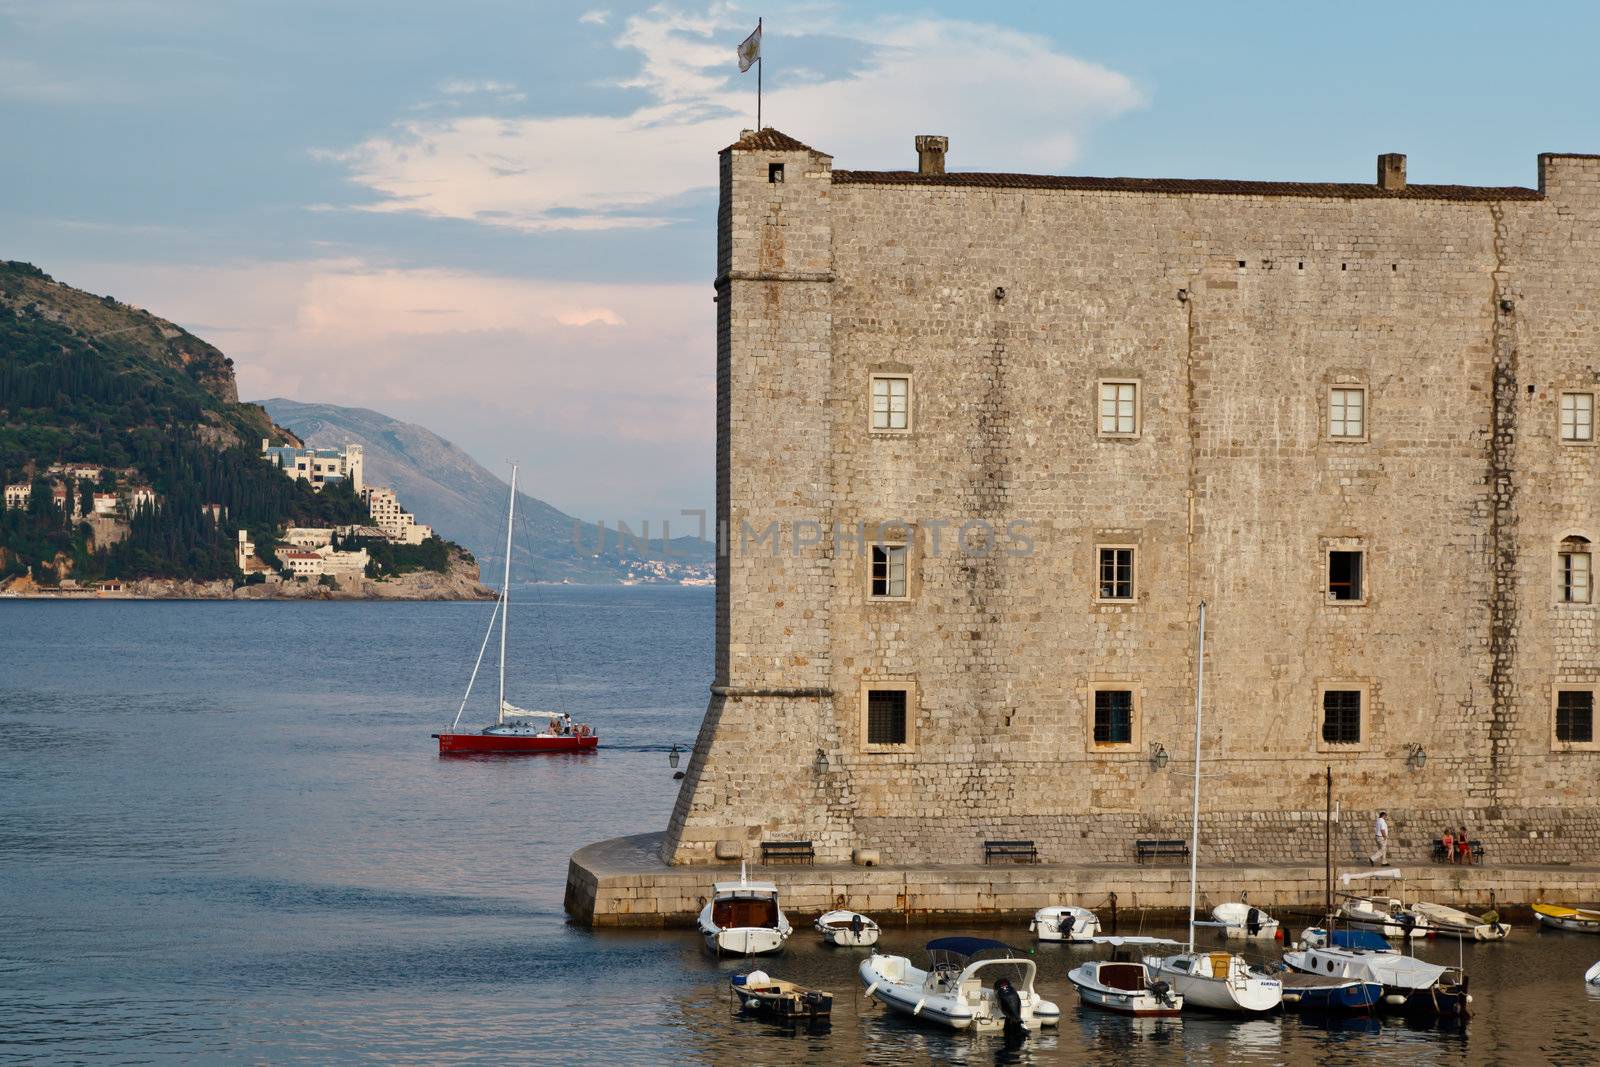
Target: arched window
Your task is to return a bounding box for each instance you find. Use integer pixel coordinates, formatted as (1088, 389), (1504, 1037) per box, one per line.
(1559, 536), (1592, 604)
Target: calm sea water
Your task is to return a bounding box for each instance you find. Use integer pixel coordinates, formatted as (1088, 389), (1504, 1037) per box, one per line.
(3, 590), (1599, 1066)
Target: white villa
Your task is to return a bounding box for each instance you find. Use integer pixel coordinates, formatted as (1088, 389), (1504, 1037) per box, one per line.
(260, 439), (364, 493)
(362, 486), (432, 545)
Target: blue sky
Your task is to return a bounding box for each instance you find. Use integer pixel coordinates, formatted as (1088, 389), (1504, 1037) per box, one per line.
(4, 1), (1596, 518)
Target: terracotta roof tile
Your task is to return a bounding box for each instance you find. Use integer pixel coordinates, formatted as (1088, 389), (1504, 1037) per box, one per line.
(725, 128), (825, 154)
(831, 169), (1541, 202)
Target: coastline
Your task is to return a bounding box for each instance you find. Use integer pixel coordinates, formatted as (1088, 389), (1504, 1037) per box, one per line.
(0, 560), (497, 602)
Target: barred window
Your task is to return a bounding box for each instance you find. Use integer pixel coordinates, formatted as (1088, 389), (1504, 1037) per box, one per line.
(1561, 392), (1594, 442)
(1330, 387), (1366, 438)
(870, 543), (908, 598)
(1322, 690), (1362, 745)
(1329, 550), (1363, 602)
(1560, 538), (1592, 604)
(1098, 381), (1138, 436)
(1098, 547), (1134, 601)
(866, 689), (908, 745)
(1093, 690), (1133, 745)
(1557, 690), (1594, 743)
(871, 376), (910, 431)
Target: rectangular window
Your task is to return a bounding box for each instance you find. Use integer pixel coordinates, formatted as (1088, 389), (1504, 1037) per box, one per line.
(1561, 544), (1592, 604)
(866, 689), (908, 745)
(1557, 690), (1594, 743)
(1098, 547), (1134, 601)
(1093, 690), (1133, 745)
(871, 376), (910, 431)
(870, 543), (908, 599)
(1098, 381), (1138, 437)
(768, 162), (785, 183)
(1330, 387), (1366, 439)
(1329, 550), (1363, 601)
(1322, 690), (1362, 744)
(1561, 392), (1594, 442)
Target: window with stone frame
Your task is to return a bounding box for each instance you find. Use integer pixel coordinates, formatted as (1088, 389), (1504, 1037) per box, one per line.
(1328, 550), (1363, 602)
(1093, 689), (1134, 746)
(866, 689), (908, 745)
(1098, 546), (1135, 601)
(870, 542), (908, 599)
(870, 375), (910, 431)
(1560, 537), (1592, 604)
(1557, 690), (1595, 743)
(1097, 380), (1139, 437)
(1329, 386), (1366, 439)
(1322, 689), (1362, 744)
(1561, 392), (1594, 443)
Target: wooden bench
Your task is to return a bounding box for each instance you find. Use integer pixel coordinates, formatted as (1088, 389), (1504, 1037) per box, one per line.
(760, 840), (815, 865)
(1431, 839), (1487, 864)
(983, 839), (1039, 865)
(1136, 839), (1190, 864)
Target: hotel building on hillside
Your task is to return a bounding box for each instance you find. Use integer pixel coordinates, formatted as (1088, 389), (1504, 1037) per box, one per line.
(260, 439), (364, 493)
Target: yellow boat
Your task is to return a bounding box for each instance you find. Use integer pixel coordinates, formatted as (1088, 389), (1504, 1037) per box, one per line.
(1532, 903), (1600, 933)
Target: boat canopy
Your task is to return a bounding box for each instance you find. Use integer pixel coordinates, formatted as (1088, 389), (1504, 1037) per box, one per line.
(712, 880), (779, 896)
(1339, 867), (1403, 884)
(925, 936), (1018, 957)
(1328, 929), (1391, 951)
(1088, 936), (1183, 947)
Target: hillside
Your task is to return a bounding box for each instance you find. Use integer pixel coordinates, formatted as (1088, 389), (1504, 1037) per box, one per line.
(0, 262), (467, 589)
(261, 399), (713, 584)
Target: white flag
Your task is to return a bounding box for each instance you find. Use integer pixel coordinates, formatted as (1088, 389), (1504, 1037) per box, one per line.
(737, 22), (761, 73)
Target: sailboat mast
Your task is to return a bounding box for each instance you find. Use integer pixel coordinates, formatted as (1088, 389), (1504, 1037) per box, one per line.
(1187, 600), (1206, 953)
(497, 464), (517, 724)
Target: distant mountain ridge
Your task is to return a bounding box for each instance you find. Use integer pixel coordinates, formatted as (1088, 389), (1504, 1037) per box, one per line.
(260, 399), (712, 584)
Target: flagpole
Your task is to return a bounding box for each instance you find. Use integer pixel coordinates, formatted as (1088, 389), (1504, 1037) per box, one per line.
(756, 18), (762, 129)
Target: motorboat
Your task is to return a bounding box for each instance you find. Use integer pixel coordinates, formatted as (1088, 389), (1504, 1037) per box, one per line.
(697, 864), (792, 956)
(730, 970), (832, 1023)
(1410, 901), (1510, 941)
(1586, 960), (1600, 984)
(1144, 949), (1283, 1014)
(1030, 905), (1102, 943)
(814, 910), (879, 947)
(859, 937), (1061, 1032)
(433, 464), (598, 755)
(1145, 603), (1282, 1016)
(1283, 938), (1470, 1016)
(1212, 901), (1281, 941)
(1277, 971), (1383, 1012)
(1533, 903), (1600, 933)
(1337, 869), (1430, 939)
(1066, 936), (1183, 1017)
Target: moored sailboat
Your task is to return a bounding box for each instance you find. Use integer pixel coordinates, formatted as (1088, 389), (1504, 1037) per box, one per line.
(431, 464), (598, 755)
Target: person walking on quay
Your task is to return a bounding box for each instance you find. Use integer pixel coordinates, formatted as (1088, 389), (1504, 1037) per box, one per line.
(1371, 810), (1390, 864)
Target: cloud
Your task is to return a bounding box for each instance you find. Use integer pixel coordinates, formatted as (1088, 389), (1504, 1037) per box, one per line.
(323, 5), (1142, 233)
(439, 78), (521, 96)
(579, 9), (609, 26)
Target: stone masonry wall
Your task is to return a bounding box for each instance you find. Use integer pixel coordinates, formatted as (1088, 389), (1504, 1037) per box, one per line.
(663, 134), (1600, 867)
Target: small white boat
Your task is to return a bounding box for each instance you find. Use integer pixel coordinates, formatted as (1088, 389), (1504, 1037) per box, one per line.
(1337, 869), (1431, 939)
(696, 864), (792, 956)
(1410, 901), (1510, 941)
(1030, 905), (1102, 942)
(1586, 960), (1600, 984)
(1212, 901), (1280, 941)
(1145, 949), (1283, 1014)
(1533, 903), (1600, 933)
(1283, 940), (1470, 1016)
(1067, 937), (1183, 1016)
(814, 909), (879, 947)
(859, 937), (1060, 1032)
(730, 970), (833, 1023)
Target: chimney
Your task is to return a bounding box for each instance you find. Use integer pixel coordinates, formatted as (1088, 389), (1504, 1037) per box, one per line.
(1377, 153), (1406, 192)
(916, 135), (948, 175)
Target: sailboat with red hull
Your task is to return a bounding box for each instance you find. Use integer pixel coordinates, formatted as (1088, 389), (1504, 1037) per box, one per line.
(432, 463), (598, 756)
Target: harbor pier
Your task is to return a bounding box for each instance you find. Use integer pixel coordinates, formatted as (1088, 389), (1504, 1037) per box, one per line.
(565, 832), (1600, 928)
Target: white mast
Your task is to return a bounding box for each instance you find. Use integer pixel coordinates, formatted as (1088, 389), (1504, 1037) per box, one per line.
(497, 463), (517, 725)
(1187, 600), (1207, 953)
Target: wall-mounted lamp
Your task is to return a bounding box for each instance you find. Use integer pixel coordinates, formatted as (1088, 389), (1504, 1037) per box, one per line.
(1176, 288), (1189, 303)
(1150, 742), (1170, 771)
(1499, 298), (1516, 313)
(1406, 743), (1427, 771)
(814, 747), (830, 775)
(993, 286), (1006, 302)
(668, 743), (681, 770)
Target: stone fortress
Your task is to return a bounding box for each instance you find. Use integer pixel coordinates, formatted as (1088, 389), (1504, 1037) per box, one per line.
(662, 128), (1600, 871)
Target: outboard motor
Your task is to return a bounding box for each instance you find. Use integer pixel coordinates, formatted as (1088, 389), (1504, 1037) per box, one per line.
(1149, 979), (1176, 1007)
(1059, 913), (1075, 940)
(993, 977), (1024, 1030)
(1246, 907), (1262, 936)
(850, 913), (864, 938)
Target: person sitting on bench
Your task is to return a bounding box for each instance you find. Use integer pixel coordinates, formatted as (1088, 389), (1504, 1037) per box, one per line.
(1441, 828), (1455, 864)
(1455, 827), (1472, 866)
